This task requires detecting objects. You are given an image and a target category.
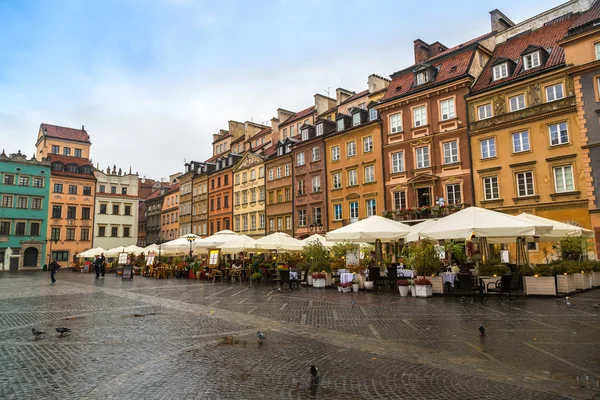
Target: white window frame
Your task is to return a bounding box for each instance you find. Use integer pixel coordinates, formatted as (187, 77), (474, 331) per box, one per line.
(493, 63), (508, 80)
(523, 51), (541, 70)
(596, 42), (600, 60)
(516, 171), (535, 197)
(553, 165), (575, 193)
(364, 165), (375, 183)
(509, 94), (525, 112)
(446, 184), (461, 205)
(311, 147), (320, 162)
(483, 176), (500, 200)
(369, 108), (378, 121)
(297, 180), (305, 195)
(333, 204), (342, 221)
(478, 104), (492, 120)
(298, 210), (306, 226)
(443, 141), (458, 164)
(332, 173), (341, 189)
(285, 164), (290, 176)
(276, 167), (281, 179)
(440, 98), (455, 120)
(312, 176), (321, 192)
(301, 129), (309, 141)
(337, 119), (345, 131)
(352, 113), (361, 127)
(415, 147), (430, 169)
(390, 113), (402, 134)
(331, 146), (340, 161)
(348, 170), (357, 186)
(545, 83), (564, 102)
(363, 136), (373, 153)
(413, 106), (427, 127)
(316, 124), (323, 136)
(349, 202), (359, 222)
(512, 131), (530, 153)
(416, 71), (427, 85)
(347, 141), (356, 157)
(259, 214), (265, 229)
(393, 191), (406, 210)
(480, 138), (496, 159)
(391, 152), (404, 173)
(549, 122), (569, 146)
(366, 199), (376, 217)
(296, 152), (305, 166)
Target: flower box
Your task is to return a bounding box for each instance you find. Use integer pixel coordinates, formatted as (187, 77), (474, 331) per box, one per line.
(415, 285), (432, 298)
(313, 278), (326, 288)
(417, 276), (443, 294)
(573, 273), (592, 290)
(342, 286), (351, 293)
(337, 285), (343, 292)
(398, 285), (409, 297)
(307, 275), (313, 286)
(556, 274), (576, 294)
(523, 276), (556, 296)
(592, 272), (600, 287)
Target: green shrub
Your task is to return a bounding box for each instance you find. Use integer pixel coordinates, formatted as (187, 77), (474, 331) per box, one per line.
(407, 239), (444, 276)
(478, 264), (510, 276)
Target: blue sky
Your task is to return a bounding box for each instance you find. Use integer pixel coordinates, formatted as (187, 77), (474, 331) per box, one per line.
(0, 0), (563, 180)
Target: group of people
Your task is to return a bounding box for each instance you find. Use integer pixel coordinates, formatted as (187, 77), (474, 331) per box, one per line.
(93, 253), (106, 279)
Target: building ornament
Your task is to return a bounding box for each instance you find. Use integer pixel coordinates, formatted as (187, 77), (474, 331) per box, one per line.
(410, 139), (432, 147)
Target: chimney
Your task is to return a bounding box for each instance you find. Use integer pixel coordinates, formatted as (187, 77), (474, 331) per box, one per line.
(414, 39), (432, 64)
(489, 9), (514, 33)
(428, 41), (448, 58)
(367, 74), (391, 94)
(335, 88), (354, 105)
(314, 93), (336, 115)
(82, 125), (85, 131)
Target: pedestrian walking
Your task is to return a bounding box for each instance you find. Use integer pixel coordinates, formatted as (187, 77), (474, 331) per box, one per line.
(94, 255), (103, 279)
(49, 259), (60, 284)
(99, 252), (106, 278)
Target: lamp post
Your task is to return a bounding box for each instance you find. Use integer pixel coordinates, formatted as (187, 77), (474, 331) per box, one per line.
(44, 238), (59, 263)
(156, 239), (162, 262)
(186, 235), (195, 258)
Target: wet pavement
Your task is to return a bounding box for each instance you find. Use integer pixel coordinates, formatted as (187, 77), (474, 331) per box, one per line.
(0, 271), (599, 399)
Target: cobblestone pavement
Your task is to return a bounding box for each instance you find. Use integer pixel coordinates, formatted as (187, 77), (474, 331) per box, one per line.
(0, 271), (599, 399)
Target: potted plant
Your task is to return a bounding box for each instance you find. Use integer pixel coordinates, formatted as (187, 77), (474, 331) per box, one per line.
(409, 279), (417, 297)
(408, 240), (444, 294)
(523, 265), (556, 296)
(336, 282), (343, 292)
(341, 282), (351, 293)
(350, 278), (359, 292)
(573, 261), (593, 290)
(413, 277), (433, 297)
(312, 272), (326, 288)
(397, 279), (410, 297)
(551, 261), (576, 294)
(363, 279), (374, 290)
(251, 272), (262, 283)
(590, 260), (600, 287)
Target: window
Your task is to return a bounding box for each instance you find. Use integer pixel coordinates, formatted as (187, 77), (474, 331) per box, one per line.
(217, 197), (222, 209)
(51, 228), (61, 240)
(554, 166), (574, 193)
(440, 98), (455, 120)
(18, 176), (29, 186)
(81, 207), (90, 220)
(99, 185), (105, 193)
(298, 180), (305, 195)
(493, 63), (508, 80)
(313, 207), (322, 225)
(51, 145), (60, 154)
(415, 147), (430, 168)
(350, 202), (359, 222)
(549, 122), (569, 146)
(389, 151), (404, 174)
(337, 119), (345, 131)
(302, 129), (309, 140)
(52, 205), (62, 219)
(16, 197), (27, 209)
(516, 171), (535, 197)
(512, 131), (530, 153)
(390, 113), (402, 134)
(30, 222), (40, 236)
(276, 167), (281, 179)
(331, 146), (340, 161)
(63, 147), (71, 156)
(3, 174), (14, 185)
(110, 186), (116, 194)
(268, 169), (274, 181)
(284, 188), (291, 202)
(523, 51), (540, 70)
(296, 152), (305, 166)
(259, 214), (265, 229)
(363, 136), (373, 153)
(311, 147), (320, 162)
(66, 228), (75, 241)
(15, 222), (25, 236)
(393, 191), (406, 210)
(100, 204), (107, 214)
(259, 187), (265, 200)
(290, 125), (295, 137)
(243, 216), (248, 231)
(478, 104), (492, 120)
(546, 83), (564, 102)
(269, 218), (275, 232)
(332, 173), (341, 189)
(348, 170), (357, 186)
(250, 170), (256, 181)
(124, 205), (131, 216)
(509, 94), (525, 111)
(365, 199), (376, 217)
(284, 164), (290, 177)
(298, 210), (306, 226)
(483, 176), (500, 200)
(369, 108), (378, 121)
(333, 204), (342, 221)
(316, 124), (324, 136)
(112, 205), (119, 215)
(352, 113), (361, 127)
(235, 217), (240, 231)
(277, 217), (283, 231)
(268, 191), (274, 204)
(596, 43), (600, 60)
(251, 215), (256, 230)
(347, 141), (356, 157)
(480, 138), (496, 159)
(416, 71), (427, 85)
(82, 186), (91, 196)
(122, 187), (128, 195)
(364, 166), (375, 183)
(312, 176), (321, 192)
(285, 216), (292, 231)
(111, 227), (118, 237)
(33, 177), (43, 187)
(443, 141), (458, 164)
(283, 128), (287, 139)
(259, 167), (264, 178)
(79, 228), (89, 241)
(68, 185), (77, 194)
(32, 198), (42, 209)
(67, 206), (76, 219)
(413, 106), (427, 127)
(276, 190), (282, 203)
(0, 222), (10, 235)
(53, 183), (63, 193)
(75, 149), (82, 158)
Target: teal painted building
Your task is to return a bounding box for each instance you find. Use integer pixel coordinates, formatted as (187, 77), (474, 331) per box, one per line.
(0, 150), (51, 270)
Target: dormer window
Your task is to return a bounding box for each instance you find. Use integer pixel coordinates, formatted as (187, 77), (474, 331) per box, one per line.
(416, 71), (428, 85)
(277, 147), (284, 156)
(286, 144), (291, 153)
(523, 51), (540, 70)
(337, 119), (345, 131)
(352, 113), (361, 127)
(316, 123), (323, 136)
(493, 63), (508, 80)
(369, 108), (378, 121)
(301, 129), (309, 141)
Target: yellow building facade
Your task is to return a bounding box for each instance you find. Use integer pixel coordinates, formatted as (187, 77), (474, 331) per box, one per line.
(232, 152), (266, 238)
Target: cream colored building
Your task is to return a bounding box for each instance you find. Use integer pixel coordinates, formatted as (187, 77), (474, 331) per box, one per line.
(232, 152), (267, 238)
(93, 166), (139, 250)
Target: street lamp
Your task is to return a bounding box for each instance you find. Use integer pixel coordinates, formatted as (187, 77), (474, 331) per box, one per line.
(309, 223), (324, 233)
(44, 238), (59, 263)
(155, 239), (162, 262)
(186, 235), (195, 258)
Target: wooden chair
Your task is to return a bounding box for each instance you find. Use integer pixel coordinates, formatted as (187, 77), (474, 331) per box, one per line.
(231, 268), (242, 284)
(210, 268), (223, 284)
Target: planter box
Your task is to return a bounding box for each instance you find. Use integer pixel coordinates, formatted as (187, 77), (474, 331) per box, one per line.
(342, 286), (351, 293)
(556, 274), (576, 294)
(307, 275), (313, 286)
(313, 278), (325, 288)
(415, 285), (432, 298)
(325, 272), (333, 287)
(592, 271), (600, 287)
(398, 286), (409, 297)
(352, 283), (359, 293)
(363, 281), (374, 290)
(524, 276), (556, 296)
(418, 276), (443, 294)
(573, 273), (592, 290)
(410, 286), (417, 297)
(337, 286), (343, 292)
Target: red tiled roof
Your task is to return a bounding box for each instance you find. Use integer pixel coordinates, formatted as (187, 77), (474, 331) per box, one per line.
(425, 32), (493, 63)
(339, 89), (369, 106)
(47, 154), (92, 166)
(280, 106), (315, 126)
(145, 189), (165, 201)
(51, 171), (96, 180)
(41, 123), (90, 143)
(471, 14), (577, 93)
(569, 0), (600, 31)
(231, 135), (245, 144)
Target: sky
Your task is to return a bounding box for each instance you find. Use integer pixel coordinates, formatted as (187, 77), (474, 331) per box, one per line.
(0, 0), (564, 181)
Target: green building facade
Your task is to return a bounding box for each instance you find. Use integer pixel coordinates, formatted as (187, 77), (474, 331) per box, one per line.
(0, 150), (51, 270)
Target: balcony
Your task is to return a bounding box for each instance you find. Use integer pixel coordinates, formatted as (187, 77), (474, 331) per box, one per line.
(382, 203), (468, 223)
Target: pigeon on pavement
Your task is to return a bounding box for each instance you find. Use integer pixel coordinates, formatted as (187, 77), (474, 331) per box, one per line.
(55, 327), (71, 336)
(351, 299), (355, 307)
(565, 297), (574, 307)
(479, 324), (485, 337)
(309, 364), (319, 384)
(31, 328), (46, 338)
(256, 331), (265, 345)
(592, 303), (600, 310)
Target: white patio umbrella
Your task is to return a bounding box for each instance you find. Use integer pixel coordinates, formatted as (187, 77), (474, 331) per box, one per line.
(515, 213), (593, 241)
(418, 207), (553, 240)
(254, 232), (304, 251)
(142, 243), (160, 254)
(194, 230), (239, 251)
(301, 234), (337, 248)
(218, 235), (258, 253)
(326, 215), (412, 243)
(123, 245), (144, 254)
(77, 247), (107, 258)
(105, 246), (128, 257)
(405, 219), (438, 243)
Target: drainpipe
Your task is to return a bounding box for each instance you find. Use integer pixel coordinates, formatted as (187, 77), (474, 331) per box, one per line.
(322, 134), (329, 235)
(378, 116), (387, 212)
(465, 91), (476, 206)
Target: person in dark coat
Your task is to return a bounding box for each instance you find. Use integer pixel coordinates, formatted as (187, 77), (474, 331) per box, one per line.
(93, 255), (103, 279)
(99, 253), (106, 278)
(49, 259), (60, 284)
